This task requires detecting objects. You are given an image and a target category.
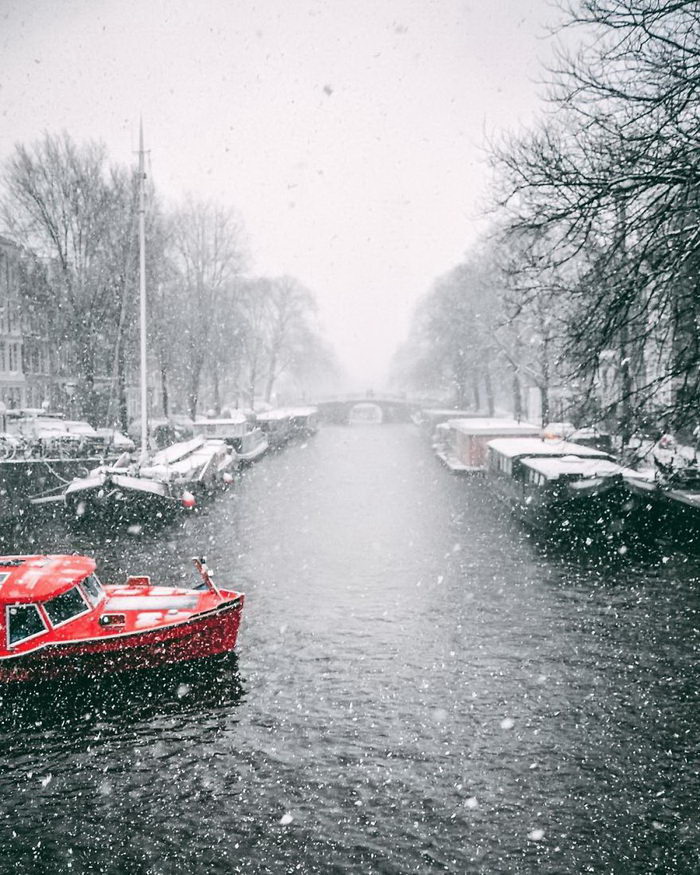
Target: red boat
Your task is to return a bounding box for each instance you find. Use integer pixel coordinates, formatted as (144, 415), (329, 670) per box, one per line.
(0, 554), (244, 683)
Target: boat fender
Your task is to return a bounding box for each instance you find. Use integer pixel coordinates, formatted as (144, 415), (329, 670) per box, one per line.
(181, 490), (196, 509)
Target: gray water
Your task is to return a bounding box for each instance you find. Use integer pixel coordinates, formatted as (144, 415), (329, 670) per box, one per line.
(0, 424), (697, 874)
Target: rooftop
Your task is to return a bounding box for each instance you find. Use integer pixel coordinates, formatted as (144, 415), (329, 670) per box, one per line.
(488, 437), (612, 460)
(0, 554), (96, 603)
(449, 417), (540, 435)
(522, 456), (623, 479)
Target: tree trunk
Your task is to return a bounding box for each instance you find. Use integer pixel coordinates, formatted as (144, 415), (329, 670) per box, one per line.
(188, 364), (202, 420)
(618, 322), (634, 447)
(264, 333), (281, 403)
(212, 364), (221, 415)
(160, 361), (169, 418)
(484, 365), (495, 416)
(117, 345), (128, 433)
(540, 384), (549, 427)
(512, 371), (523, 421)
(79, 339), (97, 423)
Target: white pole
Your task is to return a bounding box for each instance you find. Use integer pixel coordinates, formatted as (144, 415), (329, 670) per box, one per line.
(138, 120), (148, 462)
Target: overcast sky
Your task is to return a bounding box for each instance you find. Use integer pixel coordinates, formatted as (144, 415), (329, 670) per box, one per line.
(0, 0), (563, 389)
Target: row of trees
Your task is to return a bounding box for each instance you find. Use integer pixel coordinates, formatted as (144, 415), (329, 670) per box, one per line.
(1, 132), (339, 428)
(393, 0), (699, 441)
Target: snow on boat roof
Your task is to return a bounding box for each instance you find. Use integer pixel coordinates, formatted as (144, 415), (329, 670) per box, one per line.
(522, 456), (623, 479)
(194, 412), (248, 426)
(256, 409), (291, 421)
(285, 406), (318, 417)
(448, 417), (540, 435)
(422, 408), (480, 418)
(488, 437), (612, 459)
(0, 554), (96, 602)
(151, 436), (206, 465)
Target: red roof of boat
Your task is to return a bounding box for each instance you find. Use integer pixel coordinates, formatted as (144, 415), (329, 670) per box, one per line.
(0, 555), (96, 603)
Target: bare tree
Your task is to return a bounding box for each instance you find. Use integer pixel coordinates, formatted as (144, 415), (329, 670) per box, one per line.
(491, 0), (700, 435)
(167, 198), (247, 418)
(2, 133), (123, 420)
(261, 276), (317, 403)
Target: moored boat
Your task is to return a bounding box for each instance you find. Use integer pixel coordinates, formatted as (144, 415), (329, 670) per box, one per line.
(256, 409), (292, 448)
(286, 406), (319, 439)
(0, 554), (244, 683)
(193, 412), (268, 463)
(435, 417), (541, 473)
(63, 437), (236, 525)
(414, 407), (484, 434)
(486, 437), (633, 538)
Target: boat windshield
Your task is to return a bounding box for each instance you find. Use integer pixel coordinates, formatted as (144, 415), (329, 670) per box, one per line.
(44, 586), (90, 627)
(6, 604), (47, 646)
(81, 573), (104, 606)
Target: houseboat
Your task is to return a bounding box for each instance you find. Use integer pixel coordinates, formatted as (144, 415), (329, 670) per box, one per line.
(256, 409), (292, 448)
(415, 408), (484, 435)
(286, 406), (319, 439)
(435, 418), (541, 473)
(486, 437), (632, 537)
(0, 554), (244, 683)
(193, 412), (268, 463)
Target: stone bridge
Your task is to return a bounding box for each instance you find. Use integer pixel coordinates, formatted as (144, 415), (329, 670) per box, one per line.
(308, 394), (420, 425)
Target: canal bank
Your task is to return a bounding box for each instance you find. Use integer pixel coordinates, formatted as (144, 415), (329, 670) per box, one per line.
(0, 424), (697, 873)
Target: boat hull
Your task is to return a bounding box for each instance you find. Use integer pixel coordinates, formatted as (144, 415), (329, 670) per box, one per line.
(0, 598), (243, 683)
(231, 434), (269, 464)
(489, 473), (631, 542)
(65, 472), (179, 526)
(624, 477), (700, 554)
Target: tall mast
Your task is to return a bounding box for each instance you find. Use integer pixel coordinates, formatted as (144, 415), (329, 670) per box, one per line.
(138, 120), (148, 460)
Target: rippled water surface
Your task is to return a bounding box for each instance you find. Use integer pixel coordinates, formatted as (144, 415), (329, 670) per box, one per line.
(1, 425), (698, 873)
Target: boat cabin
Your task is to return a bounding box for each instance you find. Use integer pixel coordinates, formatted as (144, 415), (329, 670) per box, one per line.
(0, 555), (103, 656)
(440, 418), (541, 473)
(518, 455), (625, 489)
(193, 412), (249, 440)
(256, 409), (292, 446)
(286, 406), (319, 437)
(487, 437), (614, 477)
(416, 408), (485, 434)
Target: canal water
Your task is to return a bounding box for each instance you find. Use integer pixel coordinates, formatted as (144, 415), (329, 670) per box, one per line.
(0, 425), (697, 874)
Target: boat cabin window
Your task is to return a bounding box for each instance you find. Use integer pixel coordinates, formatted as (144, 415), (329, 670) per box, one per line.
(81, 573), (104, 606)
(44, 585), (90, 627)
(6, 604), (47, 646)
(525, 469), (545, 486)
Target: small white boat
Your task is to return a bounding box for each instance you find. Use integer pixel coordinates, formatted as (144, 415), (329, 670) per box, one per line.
(193, 412), (269, 463)
(64, 437), (235, 525)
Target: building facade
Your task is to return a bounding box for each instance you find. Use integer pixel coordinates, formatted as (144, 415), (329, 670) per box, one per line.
(0, 236), (57, 412)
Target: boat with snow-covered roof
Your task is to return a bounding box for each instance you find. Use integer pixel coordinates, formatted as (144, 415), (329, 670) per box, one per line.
(486, 437), (635, 538)
(0, 554), (244, 683)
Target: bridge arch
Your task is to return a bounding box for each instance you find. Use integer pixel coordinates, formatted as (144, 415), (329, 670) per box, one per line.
(311, 395), (418, 425)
